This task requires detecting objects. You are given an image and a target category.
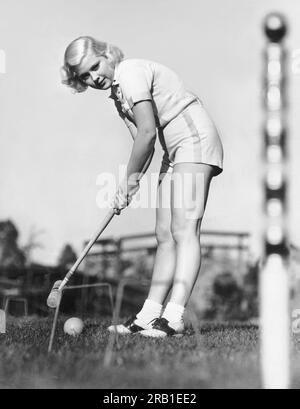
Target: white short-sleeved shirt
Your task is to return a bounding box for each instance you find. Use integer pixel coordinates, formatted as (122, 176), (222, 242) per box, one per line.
(109, 59), (198, 128)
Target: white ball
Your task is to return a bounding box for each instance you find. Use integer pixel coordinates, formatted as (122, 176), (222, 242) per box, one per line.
(63, 317), (84, 336)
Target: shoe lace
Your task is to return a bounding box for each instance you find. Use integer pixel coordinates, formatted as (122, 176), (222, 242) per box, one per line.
(148, 317), (159, 325)
(151, 317), (169, 330)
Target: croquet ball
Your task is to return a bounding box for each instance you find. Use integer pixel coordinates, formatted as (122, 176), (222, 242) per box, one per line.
(63, 317), (84, 336)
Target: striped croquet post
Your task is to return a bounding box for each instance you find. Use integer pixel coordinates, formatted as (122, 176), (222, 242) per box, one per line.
(260, 12), (290, 389)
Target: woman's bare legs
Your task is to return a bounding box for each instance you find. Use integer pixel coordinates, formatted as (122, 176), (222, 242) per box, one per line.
(139, 163), (216, 336)
(169, 163), (215, 306)
(108, 167), (176, 332)
(146, 163), (215, 307)
(147, 169), (176, 304)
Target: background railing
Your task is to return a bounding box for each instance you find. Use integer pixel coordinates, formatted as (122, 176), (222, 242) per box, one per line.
(0, 230), (267, 320)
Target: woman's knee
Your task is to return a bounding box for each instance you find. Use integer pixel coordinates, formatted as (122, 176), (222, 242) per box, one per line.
(155, 223), (174, 245)
(171, 218), (202, 244)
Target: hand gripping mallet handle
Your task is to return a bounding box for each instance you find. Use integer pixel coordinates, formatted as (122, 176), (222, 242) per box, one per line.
(47, 209), (117, 308)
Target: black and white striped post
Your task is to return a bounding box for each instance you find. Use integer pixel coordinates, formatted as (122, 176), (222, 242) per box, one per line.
(260, 12), (290, 389)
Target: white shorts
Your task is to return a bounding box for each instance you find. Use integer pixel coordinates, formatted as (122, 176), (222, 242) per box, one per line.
(158, 100), (224, 176)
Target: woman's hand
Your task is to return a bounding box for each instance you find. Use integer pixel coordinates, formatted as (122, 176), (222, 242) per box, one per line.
(110, 179), (140, 214)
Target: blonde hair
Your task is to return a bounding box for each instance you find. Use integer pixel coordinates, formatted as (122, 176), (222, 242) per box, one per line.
(61, 36), (124, 93)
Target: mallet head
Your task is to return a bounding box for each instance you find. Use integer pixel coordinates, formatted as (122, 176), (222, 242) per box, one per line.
(47, 280), (63, 308)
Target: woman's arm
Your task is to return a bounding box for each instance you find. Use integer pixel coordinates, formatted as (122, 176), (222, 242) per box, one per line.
(110, 100), (156, 213)
(124, 117), (137, 140)
(125, 101), (156, 186)
(124, 116), (155, 180)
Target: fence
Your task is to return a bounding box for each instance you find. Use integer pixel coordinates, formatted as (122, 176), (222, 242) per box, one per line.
(0, 231), (255, 318)
(83, 230), (251, 280)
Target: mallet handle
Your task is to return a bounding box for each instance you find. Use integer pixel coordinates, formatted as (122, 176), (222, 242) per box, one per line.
(58, 209), (116, 291)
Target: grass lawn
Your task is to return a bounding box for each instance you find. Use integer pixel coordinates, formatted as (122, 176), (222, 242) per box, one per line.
(0, 316), (299, 389)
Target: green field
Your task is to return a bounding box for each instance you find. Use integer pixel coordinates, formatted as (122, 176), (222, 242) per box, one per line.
(0, 316), (299, 389)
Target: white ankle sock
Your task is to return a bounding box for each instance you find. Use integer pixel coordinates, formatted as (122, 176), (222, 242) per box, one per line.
(162, 302), (185, 323)
(136, 299), (163, 324)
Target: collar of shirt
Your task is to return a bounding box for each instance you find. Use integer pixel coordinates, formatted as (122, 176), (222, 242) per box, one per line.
(113, 62), (121, 86)
(109, 63), (121, 100)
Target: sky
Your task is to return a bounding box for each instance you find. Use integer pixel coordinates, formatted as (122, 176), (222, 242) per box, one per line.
(0, 0), (299, 264)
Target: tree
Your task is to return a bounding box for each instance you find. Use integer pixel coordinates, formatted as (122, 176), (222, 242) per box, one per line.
(22, 226), (44, 266)
(57, 244), (77, 269)
(0, 220), (25, 269)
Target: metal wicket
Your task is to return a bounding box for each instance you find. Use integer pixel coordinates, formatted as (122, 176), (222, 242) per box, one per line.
(48, 282), (114, 353)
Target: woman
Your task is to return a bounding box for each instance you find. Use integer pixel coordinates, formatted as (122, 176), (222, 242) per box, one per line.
(61, 36), (223, 337)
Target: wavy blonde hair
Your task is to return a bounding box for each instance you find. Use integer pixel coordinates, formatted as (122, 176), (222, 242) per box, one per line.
(61, 36), (124, 93)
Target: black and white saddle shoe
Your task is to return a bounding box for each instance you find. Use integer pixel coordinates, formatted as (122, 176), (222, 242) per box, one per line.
(107, 315), (154, 335)
(140, 317), (184, 338)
